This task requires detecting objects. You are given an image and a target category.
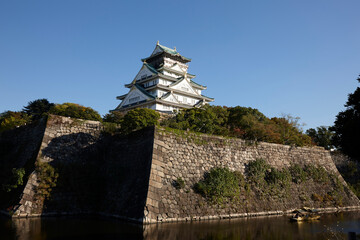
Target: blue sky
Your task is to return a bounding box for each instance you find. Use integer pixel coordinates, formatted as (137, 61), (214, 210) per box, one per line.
(1, 0), (359, 130)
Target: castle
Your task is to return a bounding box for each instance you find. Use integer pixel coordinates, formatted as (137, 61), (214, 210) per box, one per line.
(113, 42), (214, 113)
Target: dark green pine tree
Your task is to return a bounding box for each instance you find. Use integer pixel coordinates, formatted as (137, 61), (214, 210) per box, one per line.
(332, 75), (360, 160)
(23, 98), (54, 120)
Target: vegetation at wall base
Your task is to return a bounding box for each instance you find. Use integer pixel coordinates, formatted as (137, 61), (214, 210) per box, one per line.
(337, 160), (360, 199)
(1, 168), (25, 193)
(194, 167), (244, 204)
(194, 160), (345, 206)
(35, 161), (58, 201)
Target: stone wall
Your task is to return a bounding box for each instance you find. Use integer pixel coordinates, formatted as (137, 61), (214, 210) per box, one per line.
(144, 128), (360, 223)
(2, 117), (359, 223)
(9, 115), (155, 220)
(0, 119), (46, 212)
(12, 115), (104, 216)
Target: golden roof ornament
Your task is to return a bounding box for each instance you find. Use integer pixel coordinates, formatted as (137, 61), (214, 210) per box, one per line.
(157, 40), (159, 45)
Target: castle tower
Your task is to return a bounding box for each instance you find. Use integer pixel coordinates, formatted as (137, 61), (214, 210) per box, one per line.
(113, 42), (214, 113)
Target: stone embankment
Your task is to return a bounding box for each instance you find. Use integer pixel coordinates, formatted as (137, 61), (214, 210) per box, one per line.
(1, 115), (359, 223)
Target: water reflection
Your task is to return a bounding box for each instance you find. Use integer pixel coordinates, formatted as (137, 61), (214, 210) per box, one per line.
(1, 211), (359, 240)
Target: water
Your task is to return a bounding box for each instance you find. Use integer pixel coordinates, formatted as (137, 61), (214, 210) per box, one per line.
(1, 211), (360, 240)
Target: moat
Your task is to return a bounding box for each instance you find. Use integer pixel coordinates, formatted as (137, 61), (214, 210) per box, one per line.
(1, 211), (360, 240)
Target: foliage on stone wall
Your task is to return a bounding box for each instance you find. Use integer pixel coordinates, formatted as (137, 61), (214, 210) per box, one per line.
(194, 168), (244, 203)
(35, 161), (58, 200)
(194, 160), (346, 206)
(337, 160), (360, 199)
(1, 168), (25, 193)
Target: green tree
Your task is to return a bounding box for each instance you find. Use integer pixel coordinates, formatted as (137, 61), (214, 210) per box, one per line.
(162, 105), (229, 135)
(121, 108), (160, 134)
(49, 103), (102, 122)
(0, 111), (31, 132)
(270, 115), (312, 146)
(23, 98), (54, 120)
(332, 75), (360, 159)
(306, 126), (334, 150)
(103, 111), (125, 124)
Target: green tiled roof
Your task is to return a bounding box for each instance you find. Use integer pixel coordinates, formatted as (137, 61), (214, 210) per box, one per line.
(201, 94), (214, 100)
(144, 63), (158, 74)
(190, 80), (206, 88)
(134, 84), (155, 99)
(158, 44), (178, 55)
(142, 43), (192, 62)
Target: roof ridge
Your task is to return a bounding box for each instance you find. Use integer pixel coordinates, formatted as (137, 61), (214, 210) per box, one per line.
(134, 83), (155, 99)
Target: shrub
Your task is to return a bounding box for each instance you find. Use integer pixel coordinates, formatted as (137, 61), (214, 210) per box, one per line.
(194, 167), (243, 203)
(1, 168), (25, 192)
(289, 164), (307, 183)
(246, 159), (269, 186)
(35, 161), (58, 200)
(305, 165), (329, 183)
(50, 103), (102, 122)
(173, 177), (185, 189)
(265, 167), (291, 187)
(311, 193), (323, 202)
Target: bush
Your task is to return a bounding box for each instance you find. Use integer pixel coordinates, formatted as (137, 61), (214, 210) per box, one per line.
(173, 177), (185, 189)
(289, 164), (307, 183)
(1, 168), (25, 192)
(246, 159), (269, 186)
(194, 167), (243, 203)
(50, 103), (102, 122)
(305, 165), (329, 183)
(265, 167), (291, 187)
(35, 161), (59, 200)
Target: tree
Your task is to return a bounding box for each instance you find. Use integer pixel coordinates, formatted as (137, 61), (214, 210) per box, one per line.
(103, 111), (125, 124)
(49, 103), (102, 122)
(0, 111), (31, 132)
(270, 116), (312, 147)
(162, 105), (229, 135)
(306, 126), (334, 150)
(332, 75), (360, 159)
(23, 98), (54, 120)
(121, 108), (160, 134)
